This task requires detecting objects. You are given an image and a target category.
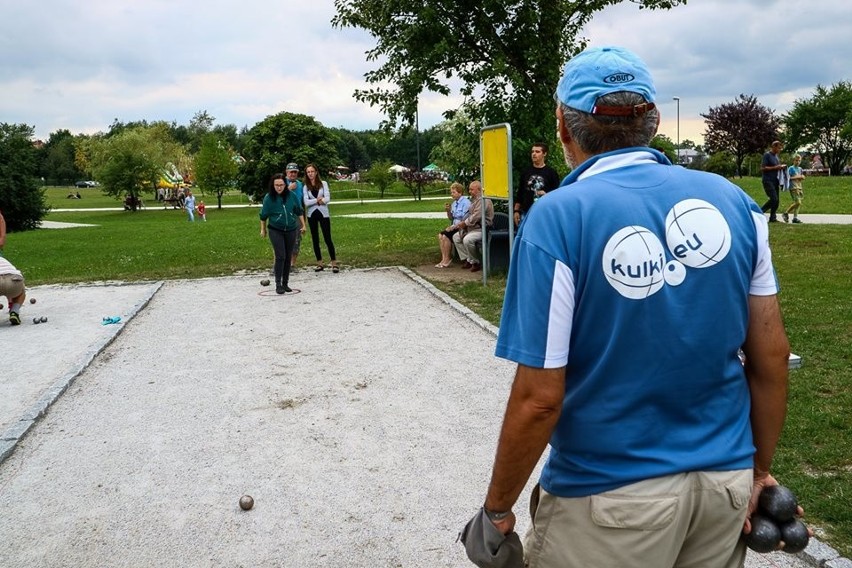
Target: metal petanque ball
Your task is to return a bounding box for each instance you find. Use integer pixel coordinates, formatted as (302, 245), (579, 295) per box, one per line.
(239, 495), (254, 510)
(33, 317), (41, 324)
(40, 316), (48, 323)
(30, 298), (36, 304)
(260, 279), (271, 287)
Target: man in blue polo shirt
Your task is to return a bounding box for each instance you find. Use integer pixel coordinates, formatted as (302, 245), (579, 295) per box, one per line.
(464, 46), (791, 568)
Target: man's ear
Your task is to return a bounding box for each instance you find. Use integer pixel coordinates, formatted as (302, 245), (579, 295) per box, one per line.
(556, 106), (571, 145)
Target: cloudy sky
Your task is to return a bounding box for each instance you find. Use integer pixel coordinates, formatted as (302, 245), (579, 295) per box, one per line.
(2, 1), (849, 146)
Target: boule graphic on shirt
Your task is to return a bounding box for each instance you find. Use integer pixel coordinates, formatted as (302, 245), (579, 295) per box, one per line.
(602, 199), (732, 300)
(665, 199), (731, 268)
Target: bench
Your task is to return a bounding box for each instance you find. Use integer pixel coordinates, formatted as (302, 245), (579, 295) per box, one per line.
(162, 197), (184, 209)
(476, 212), (511, 273)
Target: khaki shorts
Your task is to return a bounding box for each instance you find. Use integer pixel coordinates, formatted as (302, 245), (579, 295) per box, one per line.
(524, 469), (752, 568)
(0, 273), (25, 299)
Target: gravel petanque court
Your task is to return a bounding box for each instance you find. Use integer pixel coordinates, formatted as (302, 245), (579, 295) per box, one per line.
(0, 268), (521, 567)
(0, 268), (824, 568)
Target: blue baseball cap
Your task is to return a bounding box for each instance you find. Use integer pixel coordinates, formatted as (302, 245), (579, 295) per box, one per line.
(555, 46), (656, 117)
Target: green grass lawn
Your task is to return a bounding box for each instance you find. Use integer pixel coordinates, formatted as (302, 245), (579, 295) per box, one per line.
(44, 180), (452, 211)
(731, 175), (852, 214)
(5, 177), (851, 557)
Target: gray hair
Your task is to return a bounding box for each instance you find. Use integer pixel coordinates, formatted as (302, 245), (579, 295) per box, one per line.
(559, 91), (659, 155)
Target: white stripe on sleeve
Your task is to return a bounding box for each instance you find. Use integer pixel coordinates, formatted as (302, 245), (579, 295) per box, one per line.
(543, 260), (576, 368)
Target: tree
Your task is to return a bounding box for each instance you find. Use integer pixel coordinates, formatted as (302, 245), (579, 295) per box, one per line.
(400, 169), (439, 200)
(238, 112), (341, 201)
(79, 124), (186, 211)
(428, 106), (480, 181)
(332, 0), (685, 151)
(187, 110), (216, 154)
(0, 123), (50, 231)
(363, 160), (396, 198)
(194, 135), (239, 209)
(650, 133), (676, 164)
(784, 82), (852, 176)
(702, 94), (781, 177)
(38, 129), (86, 186)
(331, 128), (371, 173)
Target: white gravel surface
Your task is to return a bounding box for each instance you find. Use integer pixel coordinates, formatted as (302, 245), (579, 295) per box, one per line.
(0, 268), (834, 567)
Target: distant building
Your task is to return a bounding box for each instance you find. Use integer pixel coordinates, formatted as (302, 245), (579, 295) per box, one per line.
(676, 148), (704, 166)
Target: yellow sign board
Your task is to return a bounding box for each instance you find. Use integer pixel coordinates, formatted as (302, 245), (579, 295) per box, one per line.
(480, 124), (512, 200)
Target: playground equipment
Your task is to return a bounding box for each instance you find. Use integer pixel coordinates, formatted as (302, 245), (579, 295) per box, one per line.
(156, 163), (184, 190)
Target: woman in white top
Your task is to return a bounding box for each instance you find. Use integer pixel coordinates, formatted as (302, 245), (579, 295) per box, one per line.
(303, 164), (339, 272)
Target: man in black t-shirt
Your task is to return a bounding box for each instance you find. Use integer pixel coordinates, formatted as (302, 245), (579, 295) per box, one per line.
(513, 142), (561, 226)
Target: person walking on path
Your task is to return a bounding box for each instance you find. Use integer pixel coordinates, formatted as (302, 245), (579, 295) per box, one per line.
(435, 182), (470, 268)
(303, 164), (339, 273)
(184, 190), (196, 222)
(783, 155), (805, 223)
(0, 253), (26, 326)
(462, 46), (793, 568)
(761, 141), (786, 222)
(513, 142), (561, 227)
(197, 200), (207, 222)
(259, 173), (306, 294)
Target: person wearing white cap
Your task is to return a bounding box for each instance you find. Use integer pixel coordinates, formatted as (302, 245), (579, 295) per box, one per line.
(462, 46), (793, 567)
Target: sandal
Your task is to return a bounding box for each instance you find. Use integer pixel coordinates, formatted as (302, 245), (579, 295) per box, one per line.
(314, 265), (324, 272)
(332, 265), (340, 273)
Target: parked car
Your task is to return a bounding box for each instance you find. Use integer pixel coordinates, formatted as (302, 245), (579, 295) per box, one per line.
(74, 180), (98, 188)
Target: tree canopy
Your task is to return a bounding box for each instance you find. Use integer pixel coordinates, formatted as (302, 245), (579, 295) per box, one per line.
(0, 123), (50, 231)
(701, 94), (781, 177)
(784, 81), (852, 175)
(332, 0), (686, 155)
(238, 112), (341, 200)
(78, 124), (187, 209)
(38, 129), (86, 186)
(194, 135), (240, 209)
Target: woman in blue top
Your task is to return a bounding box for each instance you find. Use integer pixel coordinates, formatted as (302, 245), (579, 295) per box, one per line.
(435, 182), (471, 268)
(259, 173), (306, 294)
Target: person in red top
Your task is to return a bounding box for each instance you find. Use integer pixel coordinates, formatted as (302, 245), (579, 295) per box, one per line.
(197, 201), (207, 221)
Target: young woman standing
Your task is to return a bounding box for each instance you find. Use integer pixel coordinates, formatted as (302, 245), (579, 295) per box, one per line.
(303, 164), (339, 273)
(259, 173), (306, 293)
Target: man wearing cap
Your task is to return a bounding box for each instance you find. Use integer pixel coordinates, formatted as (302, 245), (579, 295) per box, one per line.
(285, 163), (304, 267)
(463, 46), (790, 567)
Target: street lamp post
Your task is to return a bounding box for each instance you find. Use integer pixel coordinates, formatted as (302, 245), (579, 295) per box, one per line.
(672, 96), (680, 165)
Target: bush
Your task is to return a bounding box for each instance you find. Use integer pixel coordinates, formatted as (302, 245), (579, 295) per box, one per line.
(702, 151), (737, 178)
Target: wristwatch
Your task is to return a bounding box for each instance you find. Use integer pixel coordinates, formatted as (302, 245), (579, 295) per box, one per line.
(484, 506), (511, 522)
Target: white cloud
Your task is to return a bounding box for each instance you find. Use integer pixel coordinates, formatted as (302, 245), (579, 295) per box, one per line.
(1, 0), (849, 143)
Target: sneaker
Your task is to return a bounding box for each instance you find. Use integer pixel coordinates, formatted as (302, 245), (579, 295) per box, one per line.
(470, 263), (482, 272)
(792, 218), (803, 224)
(461, 261), (472, 269)
(9, 311), (20, 326)
(782, 213), (789, 223)
(276, 286), (285, 294)
(284, 286), (293, 293)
